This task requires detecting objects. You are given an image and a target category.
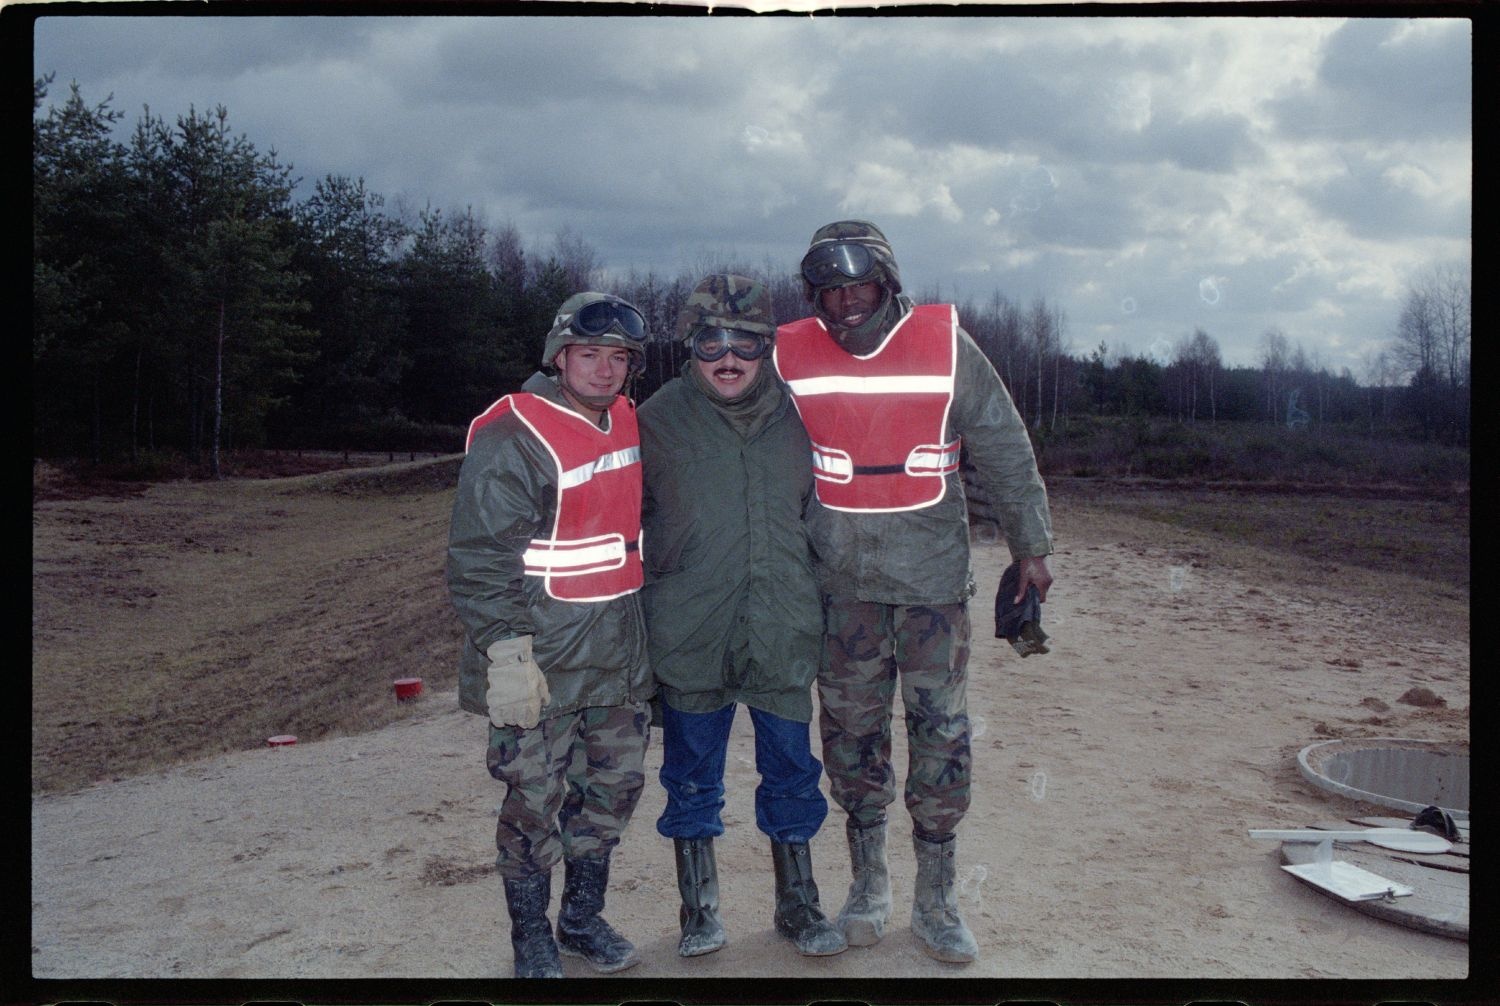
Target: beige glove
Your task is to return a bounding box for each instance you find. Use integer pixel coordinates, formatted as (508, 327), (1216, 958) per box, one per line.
(485, 635), (550, 729)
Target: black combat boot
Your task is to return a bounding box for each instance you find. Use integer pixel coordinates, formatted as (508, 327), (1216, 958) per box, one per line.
(502, 870), (563, 978)
(555, 855), (640, 973)
(770, 841), (847, 956)
(673, 837), (727, 957)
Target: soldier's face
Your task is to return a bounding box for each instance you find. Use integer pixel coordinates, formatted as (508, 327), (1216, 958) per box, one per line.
(818, 281), (883, 331)
(694, 353), (761, 401)
(556, 344), (630, 417)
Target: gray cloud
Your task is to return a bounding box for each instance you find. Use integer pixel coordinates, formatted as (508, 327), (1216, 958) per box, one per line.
(31, 13), (1470, 371)
(1137, 111), (1262, 174)
(1270, 19), (1471, 142)
(36, 14), (376, 81)
(1305, 158), (1470, 242)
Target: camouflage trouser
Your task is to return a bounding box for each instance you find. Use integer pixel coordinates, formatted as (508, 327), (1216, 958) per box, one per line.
(485, 701), (650, 880)
(817, 597), (971, 840)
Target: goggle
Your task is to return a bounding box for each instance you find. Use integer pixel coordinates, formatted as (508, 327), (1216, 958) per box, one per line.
(690, 327), (771, 363)
(800, 241), (878, 288)
(570, 299), (648, 343)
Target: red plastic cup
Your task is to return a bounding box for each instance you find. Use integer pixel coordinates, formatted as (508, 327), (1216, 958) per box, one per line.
(393, 677), (423, 701)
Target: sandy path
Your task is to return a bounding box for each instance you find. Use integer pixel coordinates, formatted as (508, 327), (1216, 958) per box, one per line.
(30, 503), (1470, 985)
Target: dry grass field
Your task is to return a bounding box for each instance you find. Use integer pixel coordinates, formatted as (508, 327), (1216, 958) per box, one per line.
(31, 457), (1467, 796)
(31, 455), (464, 794)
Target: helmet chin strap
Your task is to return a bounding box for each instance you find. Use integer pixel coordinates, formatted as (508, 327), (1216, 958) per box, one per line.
(555, 373), (618, 415)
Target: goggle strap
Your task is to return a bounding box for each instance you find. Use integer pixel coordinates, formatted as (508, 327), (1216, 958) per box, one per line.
(694, 314), (775, 336)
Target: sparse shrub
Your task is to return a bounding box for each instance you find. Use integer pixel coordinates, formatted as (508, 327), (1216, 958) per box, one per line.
(1033, 416), (1468, 487)
(1141, 446), (1215, 479)
(99, 449), (193, 482)
(281, 415), (467, 455)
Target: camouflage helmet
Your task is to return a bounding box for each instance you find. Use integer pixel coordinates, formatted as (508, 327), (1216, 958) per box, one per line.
(799, 219), (903, 300)
(541, 291), (649, 371)
(673, 273), (777, 343)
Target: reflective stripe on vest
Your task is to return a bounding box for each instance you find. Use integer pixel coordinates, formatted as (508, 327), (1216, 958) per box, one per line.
(558, 446), (641, 489)
(522, 532), (634, 576)
(774, 304), (960, 513)
(466, 391), (644, 601)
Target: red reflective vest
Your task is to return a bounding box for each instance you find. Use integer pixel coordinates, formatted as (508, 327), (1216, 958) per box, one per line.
(465, 392), (644, 602)
(774, 304), (960, 513)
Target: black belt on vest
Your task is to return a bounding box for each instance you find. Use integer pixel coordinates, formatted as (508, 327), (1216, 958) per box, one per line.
(851, 463), (907, 475)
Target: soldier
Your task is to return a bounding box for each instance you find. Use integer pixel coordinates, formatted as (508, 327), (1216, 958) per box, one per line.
(638, 274), (846, 959)
(773, 221), (1055, 964)
(447, 292), (656, 978)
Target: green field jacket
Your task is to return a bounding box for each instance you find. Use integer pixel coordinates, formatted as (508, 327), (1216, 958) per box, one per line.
(796, 321), (1055, 606)
(446, 372), (653, 718)
(638, 374), (822, 722)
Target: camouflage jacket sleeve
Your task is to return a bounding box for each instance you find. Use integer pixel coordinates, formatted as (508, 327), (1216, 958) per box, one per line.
(445, 416), (552, 651)
(949, 326), (1055, 561)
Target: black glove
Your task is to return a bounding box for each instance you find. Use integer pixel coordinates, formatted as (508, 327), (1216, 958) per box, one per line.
(995, 561), (1049, 657)
(1410, 804), (1459, 841)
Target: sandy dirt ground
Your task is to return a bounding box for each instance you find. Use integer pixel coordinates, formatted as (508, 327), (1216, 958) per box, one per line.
(29, 479), (1473, 997)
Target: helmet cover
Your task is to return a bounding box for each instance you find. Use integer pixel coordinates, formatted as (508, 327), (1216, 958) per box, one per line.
(674, 273), (777, 343)
(800, 219), (903, 298)
(541, 291), (649, 370)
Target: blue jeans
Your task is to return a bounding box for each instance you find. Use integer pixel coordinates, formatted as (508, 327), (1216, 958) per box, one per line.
(656, 702), (829, 845)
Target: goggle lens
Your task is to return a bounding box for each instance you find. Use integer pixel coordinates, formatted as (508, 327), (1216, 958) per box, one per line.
(573, 300), (648, 342)
(800, 242), (877, 287)
(691, 327), (770, 363)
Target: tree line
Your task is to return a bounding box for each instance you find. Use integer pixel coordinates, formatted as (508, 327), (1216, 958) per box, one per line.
(34, 81), (1469, 470)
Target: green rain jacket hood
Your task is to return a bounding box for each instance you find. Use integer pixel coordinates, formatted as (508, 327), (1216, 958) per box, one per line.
(637, 366), (822, 721)
(447, 371), (653, 718)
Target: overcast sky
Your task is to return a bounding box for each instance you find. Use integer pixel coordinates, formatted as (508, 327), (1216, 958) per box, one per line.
(32, 12), (1471, 372)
